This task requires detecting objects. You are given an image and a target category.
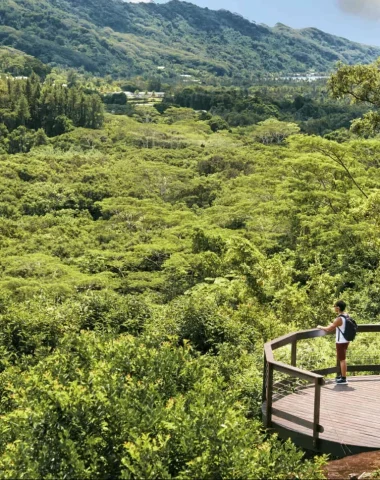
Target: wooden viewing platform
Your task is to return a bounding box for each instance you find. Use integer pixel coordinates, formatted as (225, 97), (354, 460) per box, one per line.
(262, 326), (380, 457)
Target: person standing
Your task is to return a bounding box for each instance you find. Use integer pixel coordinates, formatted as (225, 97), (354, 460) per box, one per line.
(317, 300), (350, 384)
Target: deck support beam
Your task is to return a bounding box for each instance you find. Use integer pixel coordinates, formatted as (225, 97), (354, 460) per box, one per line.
(262, 353), (267, 403)
(265, 363), (274, 428)
(313, 377), (322, 448)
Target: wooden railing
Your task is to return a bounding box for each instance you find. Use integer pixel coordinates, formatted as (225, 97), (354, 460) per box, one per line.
(263, 325), (380, 448)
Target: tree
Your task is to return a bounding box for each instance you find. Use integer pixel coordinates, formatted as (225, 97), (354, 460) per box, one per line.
(8, 126), (35, 153)
(67, 69), (79, 88)
(329, 60), (380, 137)
(289, 135), (368, 199)
(51, 115), (74, 136)
(147, 77), (161, 92)
(34, 128), (48, 146)
(163, 107), (197, 123)
(15, 95), (31, 126)
(0, 122), (8, 152)
(208, 115), (228, 132)
(252, 118), (300, 144)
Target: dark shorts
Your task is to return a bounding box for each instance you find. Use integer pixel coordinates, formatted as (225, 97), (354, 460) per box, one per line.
(336, 342), (349, 361)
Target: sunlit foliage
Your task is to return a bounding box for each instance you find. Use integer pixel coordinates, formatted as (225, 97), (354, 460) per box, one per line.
(2, 59), (380, 477)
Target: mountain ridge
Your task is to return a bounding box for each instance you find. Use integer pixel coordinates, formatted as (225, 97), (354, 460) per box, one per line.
(0, 0), (379, 79)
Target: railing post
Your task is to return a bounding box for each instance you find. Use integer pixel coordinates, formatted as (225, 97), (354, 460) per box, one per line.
(265, 363), (274, 428)
(291, 339), (297, 367)
(313, 377), (322, 448)
(262, 353), (268, 403)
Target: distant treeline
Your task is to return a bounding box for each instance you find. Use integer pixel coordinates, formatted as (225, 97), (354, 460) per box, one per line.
(157, 86), (369, 136)
(0, 73), (104, 153)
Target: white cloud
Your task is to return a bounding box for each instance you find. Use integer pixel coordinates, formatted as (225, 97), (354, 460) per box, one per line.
(337, 0), (380, 19)
(124, 0), (154, 3)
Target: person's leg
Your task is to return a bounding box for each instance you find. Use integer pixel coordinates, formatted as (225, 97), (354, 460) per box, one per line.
(336, 343), (349, 384)
(336, 344), (341, 378)
(340, 359), (347, 377)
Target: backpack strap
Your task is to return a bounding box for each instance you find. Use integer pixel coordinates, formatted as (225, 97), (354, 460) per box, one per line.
(337, 314), (347, 341)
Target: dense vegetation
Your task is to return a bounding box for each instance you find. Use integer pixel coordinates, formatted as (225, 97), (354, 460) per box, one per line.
(3, 52), (380, 476)
(1, 0), (380, 81)
(0, 109), (333, 479)
(157, 83), (370, 136)
(0, 46), (50, 77)
(0, 73), (104, 153)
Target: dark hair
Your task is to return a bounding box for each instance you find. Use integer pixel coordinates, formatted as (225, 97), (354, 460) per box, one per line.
(334, 300), (346, 312)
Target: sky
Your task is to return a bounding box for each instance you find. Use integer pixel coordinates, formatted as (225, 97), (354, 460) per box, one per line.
(150, 0), (380, 46)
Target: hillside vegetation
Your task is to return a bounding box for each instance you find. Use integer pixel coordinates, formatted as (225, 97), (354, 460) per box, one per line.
(2, 59), (380, 476)
(0, 0), (380, 81)
(0, 46), (50, 77)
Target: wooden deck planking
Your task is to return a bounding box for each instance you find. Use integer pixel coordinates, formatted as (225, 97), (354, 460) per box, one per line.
(271, 376), (380, 449)
(274, 395), (380, 424)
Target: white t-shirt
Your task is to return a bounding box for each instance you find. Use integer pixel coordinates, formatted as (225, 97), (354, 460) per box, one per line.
(336, 315), (349, 343)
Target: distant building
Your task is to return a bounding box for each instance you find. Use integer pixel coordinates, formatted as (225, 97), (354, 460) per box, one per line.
(122, 91), (165, 99)
(6, 76), (29, 80)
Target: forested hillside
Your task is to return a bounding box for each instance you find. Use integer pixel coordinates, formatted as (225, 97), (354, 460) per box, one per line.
(0, 0), (380, 80)
(2, 58), (380, 476)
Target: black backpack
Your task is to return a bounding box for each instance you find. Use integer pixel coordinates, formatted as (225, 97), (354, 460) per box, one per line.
(337, 314), (358, 342)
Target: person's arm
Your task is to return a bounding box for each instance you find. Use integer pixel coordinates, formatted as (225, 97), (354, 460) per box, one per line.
(317, 316), (342, 332)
